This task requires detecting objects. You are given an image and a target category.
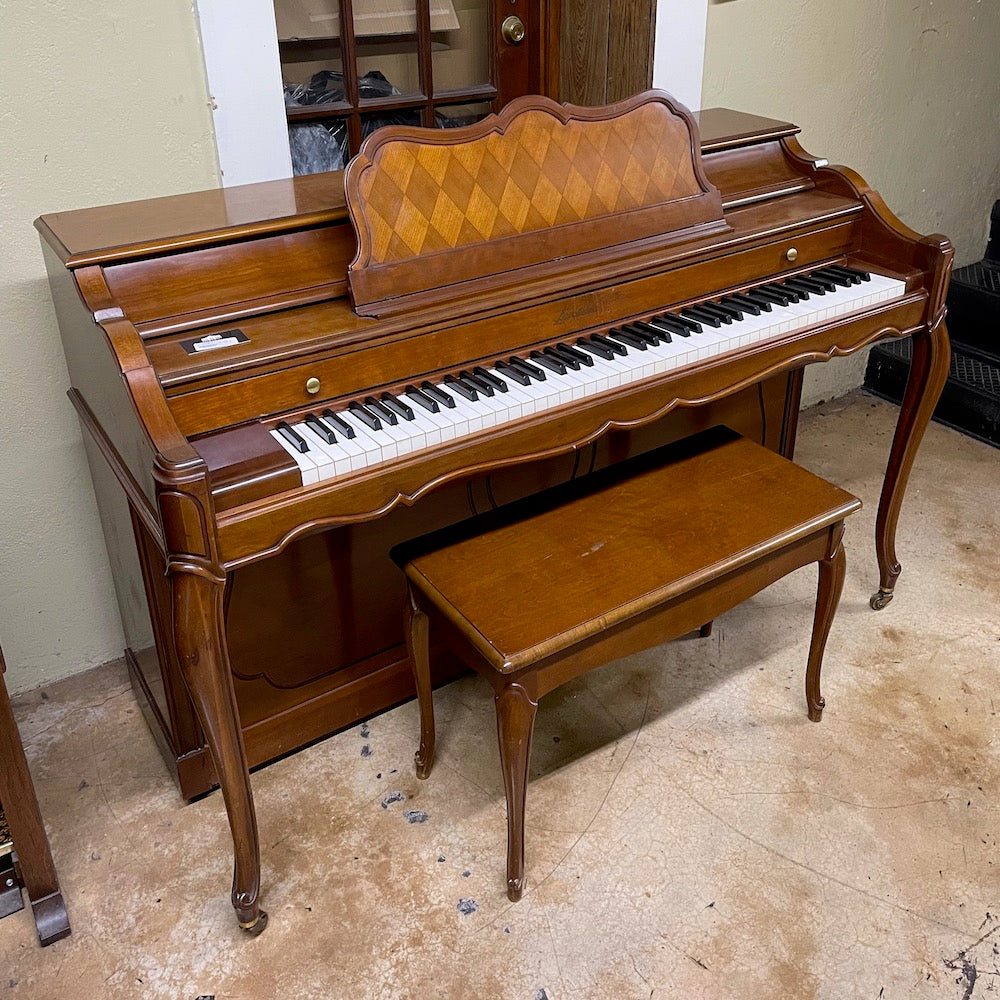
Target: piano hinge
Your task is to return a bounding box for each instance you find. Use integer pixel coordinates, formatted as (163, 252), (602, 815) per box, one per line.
(94, 306), (126, 324)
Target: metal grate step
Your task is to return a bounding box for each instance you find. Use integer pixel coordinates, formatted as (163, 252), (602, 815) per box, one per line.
(864, 337), (1000, 448)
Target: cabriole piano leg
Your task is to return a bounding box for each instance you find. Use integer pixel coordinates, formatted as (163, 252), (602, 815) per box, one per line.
(494, 681), (538, 902)
(806, 522), (847, 722)
(871, 320), (951, 610)
(171, 566), (266, 934)
(405, 587), (436, 780)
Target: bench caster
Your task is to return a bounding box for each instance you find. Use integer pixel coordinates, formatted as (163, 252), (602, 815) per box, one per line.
(238, 909), (268, 936)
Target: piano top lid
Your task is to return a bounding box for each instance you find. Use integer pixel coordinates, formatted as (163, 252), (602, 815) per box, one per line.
(34, 169), (351, 269)
(344, 91), (731, 316)
(34, 106), (797, 271)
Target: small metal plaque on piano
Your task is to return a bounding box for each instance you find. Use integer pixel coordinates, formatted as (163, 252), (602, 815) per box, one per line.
(181, 329), (249, 355)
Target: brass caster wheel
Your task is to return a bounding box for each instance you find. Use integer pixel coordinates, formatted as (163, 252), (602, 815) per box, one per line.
(869, 588), (894, 611)
(239, 909), (269, 936)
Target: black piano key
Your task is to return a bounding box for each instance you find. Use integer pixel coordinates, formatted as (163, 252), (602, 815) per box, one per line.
(507, 357), (547, 381)
(756, 285), (794, 306)
(421, 380), (457, 408)
(348, 400), (382, 430)
(443, 374), (479, 401)
(276, 421), (309, 453)
(608, 329), (648, 351)
(322, 409), (357, 439)
(364, 396), (398, 425)
(623, 323), (662, 345)
(589, 333), (628, 356)
(827, 264), (869, 283)
(681, 306), (722, 328)
(696, 302), (734, 324)
(530, 350), (566, 375)
(812, 267), (853, 288)
(380, 392), (415, 420)
(659, 312), (699, 334)
(710, 300), (745, 320)
(495, 360), (533, 386)
(721, 294), (760, 316)
(772, 281), (807, 301)
(805, 271), (838, 291)
(645, 316), (680, 341)
(545, 346), (580, 370)
(460, 370), (494, 396)
(305, 413), (336, 444)
(473, 366), (509, 392)
(785, 275), (828, 295)
(577, 336), (615, 360)
(405, 385), (440, 413)
(741, 291), (774, 311)
(556, 342), (594, 366)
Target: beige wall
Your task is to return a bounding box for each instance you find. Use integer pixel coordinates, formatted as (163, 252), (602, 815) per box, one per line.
(1, 3), (218, 692)
(703, 0), (1000, 403)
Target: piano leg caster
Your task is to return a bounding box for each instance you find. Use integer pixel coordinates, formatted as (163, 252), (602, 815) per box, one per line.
(507, 877), (525, 903)
(238, 909), (268, 936)
(807, 695), (826, 724)
(870, 587), (894, 611)
(698, 621), (713, 638)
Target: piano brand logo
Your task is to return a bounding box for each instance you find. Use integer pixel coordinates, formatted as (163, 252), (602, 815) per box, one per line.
(558, 294), (599, 324)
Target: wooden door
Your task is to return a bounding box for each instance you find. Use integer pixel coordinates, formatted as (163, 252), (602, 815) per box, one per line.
(276, 0), (554, 173)
(558, 0), (655, 106)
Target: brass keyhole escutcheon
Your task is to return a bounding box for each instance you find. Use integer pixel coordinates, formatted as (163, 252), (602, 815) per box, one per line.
(785, 247), (799, 262)
(305, 376), (321, 395)
(501, 15), (525, 45)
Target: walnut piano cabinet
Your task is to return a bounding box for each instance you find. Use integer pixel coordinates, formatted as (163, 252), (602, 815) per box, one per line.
(0, 645), (71, 946)
(36, 91), (951, 932)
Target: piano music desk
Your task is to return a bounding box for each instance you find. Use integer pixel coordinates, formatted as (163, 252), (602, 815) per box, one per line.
(396, 427), (861, 900)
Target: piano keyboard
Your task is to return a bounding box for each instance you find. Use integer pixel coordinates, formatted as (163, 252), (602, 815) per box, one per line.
(270, 266), (906, 485)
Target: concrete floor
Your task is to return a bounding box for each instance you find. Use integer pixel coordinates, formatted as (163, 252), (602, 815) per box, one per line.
(1, 391), (998, 999)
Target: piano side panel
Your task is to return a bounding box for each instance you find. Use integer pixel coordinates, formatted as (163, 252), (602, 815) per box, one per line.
(41, 243), (159, 510)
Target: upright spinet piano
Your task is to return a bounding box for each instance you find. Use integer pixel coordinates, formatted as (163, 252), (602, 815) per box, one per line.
(36, 92), (951, 933)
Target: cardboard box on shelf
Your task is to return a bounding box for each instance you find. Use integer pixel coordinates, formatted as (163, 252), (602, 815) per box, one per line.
(275, 0), (460, 40)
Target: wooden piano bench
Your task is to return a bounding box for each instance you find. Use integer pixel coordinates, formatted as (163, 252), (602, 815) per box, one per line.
(392, 426), (861, 901)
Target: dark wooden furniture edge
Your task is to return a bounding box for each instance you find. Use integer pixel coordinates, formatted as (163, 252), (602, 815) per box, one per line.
(0, 648), (71, 945)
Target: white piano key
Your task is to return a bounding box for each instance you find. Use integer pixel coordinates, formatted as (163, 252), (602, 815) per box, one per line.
(270, 428), (322, 486)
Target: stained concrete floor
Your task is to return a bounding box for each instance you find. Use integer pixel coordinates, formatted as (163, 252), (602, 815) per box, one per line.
(1, 391), (998, 999)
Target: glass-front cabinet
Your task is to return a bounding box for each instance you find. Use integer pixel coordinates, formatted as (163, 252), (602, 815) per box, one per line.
(275, 0), (548, 173)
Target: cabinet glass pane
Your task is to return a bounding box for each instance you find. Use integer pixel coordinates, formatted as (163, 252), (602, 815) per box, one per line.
(357, 32), (421, 101)
(433, 0), (490, 93)
(434, 101), (491, 128)
(276, 0), (347, 106)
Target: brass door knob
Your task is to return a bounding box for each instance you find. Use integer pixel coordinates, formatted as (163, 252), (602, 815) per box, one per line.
(785, 247), (799, 262)
(501, 15), (525, 45)
(305, 376), (321, 395)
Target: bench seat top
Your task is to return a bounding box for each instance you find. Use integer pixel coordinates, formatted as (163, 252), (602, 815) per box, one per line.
(395, 427), (861, 673)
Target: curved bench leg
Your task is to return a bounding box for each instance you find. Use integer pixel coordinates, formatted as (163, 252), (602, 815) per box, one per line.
(806, 522), (847, 722)
(405, 586), (435, 779)
(495, 682), (538, 902)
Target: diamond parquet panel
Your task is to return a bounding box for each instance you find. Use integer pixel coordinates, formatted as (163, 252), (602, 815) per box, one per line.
(353, 102), (701, 267)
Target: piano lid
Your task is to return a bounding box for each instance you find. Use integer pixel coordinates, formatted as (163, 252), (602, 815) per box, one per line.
(344, 90), (730, 317)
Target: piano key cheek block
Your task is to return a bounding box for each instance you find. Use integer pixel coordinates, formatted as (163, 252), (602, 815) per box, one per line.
(35, 90), (952, 931)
